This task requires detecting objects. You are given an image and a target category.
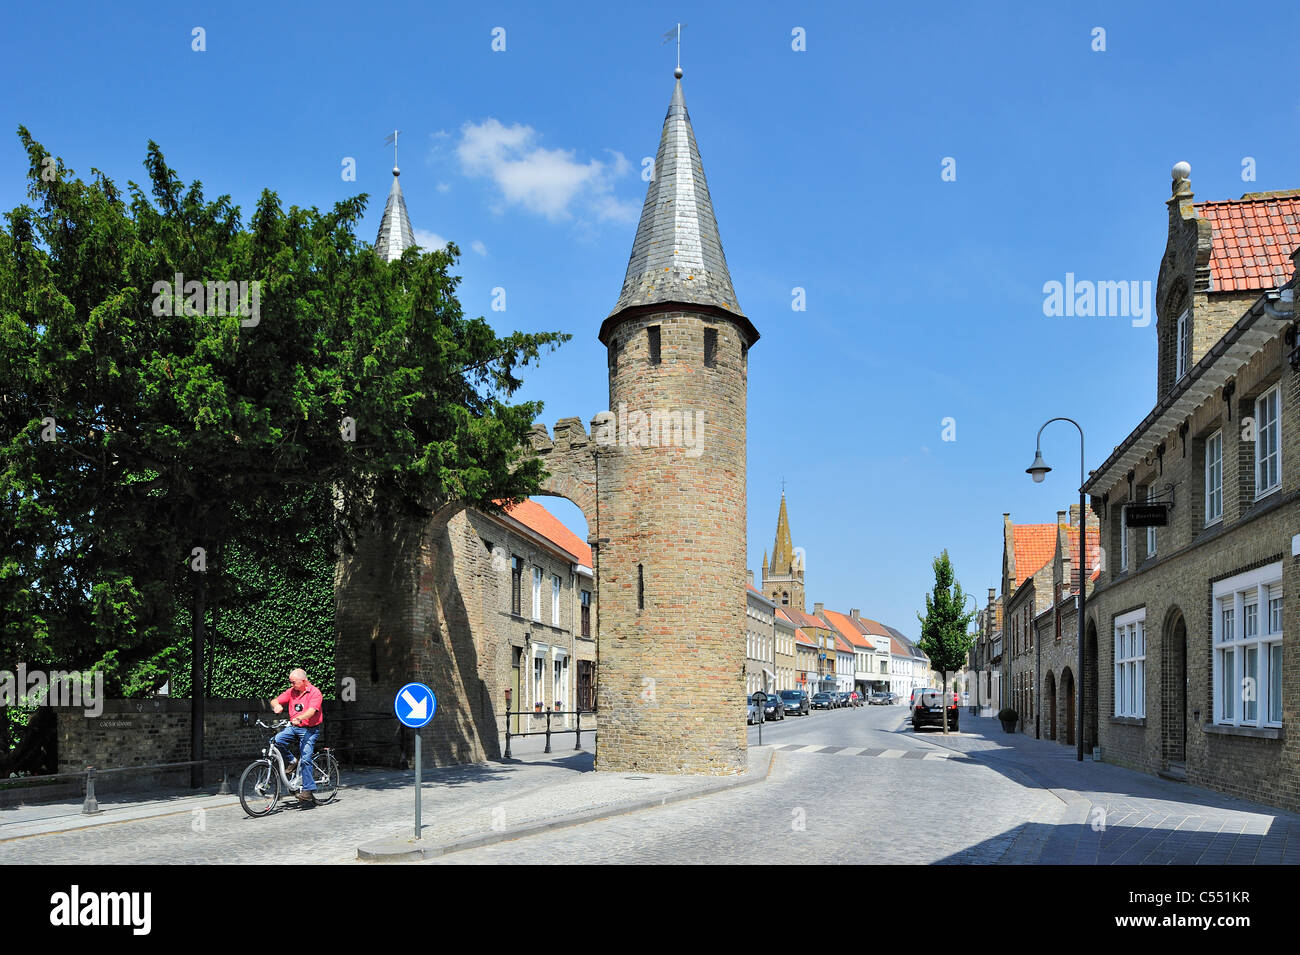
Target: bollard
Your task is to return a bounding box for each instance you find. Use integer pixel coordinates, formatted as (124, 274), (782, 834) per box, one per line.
(503, 691), (513, 759)
(82, 766), (101, 815)
(574, 710), (582, 750)
(544, 709), (552, 754)
(217, 762), (230, 795)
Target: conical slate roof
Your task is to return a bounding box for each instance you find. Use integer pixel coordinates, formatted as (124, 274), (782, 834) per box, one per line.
(601, 72), (756, 345)
(375, 168), (416, 262)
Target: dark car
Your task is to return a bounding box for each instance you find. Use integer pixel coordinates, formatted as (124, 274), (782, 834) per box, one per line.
(911, 688), (960, 732)
(836, 691), (852, 708)
(810, 692), (834, 710)
(779, 689), (810, 716)
(762, 693), (785, 721)
(751, 692), (784, 721)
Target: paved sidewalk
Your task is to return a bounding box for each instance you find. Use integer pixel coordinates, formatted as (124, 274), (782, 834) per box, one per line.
(915, 712), (1300, 864)
(0, 745), (774, 864)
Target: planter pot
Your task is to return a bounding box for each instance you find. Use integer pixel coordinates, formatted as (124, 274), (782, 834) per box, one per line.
(1000, 719), (1016, 733)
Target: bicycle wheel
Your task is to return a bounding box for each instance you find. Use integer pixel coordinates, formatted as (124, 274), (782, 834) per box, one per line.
(310, 752), (340, 804)
(238, 759), (281, 817)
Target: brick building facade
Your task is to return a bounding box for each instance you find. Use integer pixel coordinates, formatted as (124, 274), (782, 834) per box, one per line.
(1082, 167), (1300, 810)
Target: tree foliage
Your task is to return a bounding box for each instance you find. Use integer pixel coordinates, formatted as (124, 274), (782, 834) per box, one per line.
(916, 549), (976, 732)
(0, 128), (569, 700)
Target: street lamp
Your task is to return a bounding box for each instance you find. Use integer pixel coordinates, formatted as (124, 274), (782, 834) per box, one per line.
(964, 593), (978, 715)
(1026, 417), (1087, 762)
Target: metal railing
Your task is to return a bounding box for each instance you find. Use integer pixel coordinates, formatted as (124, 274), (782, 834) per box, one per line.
(502, 693), (596, 758)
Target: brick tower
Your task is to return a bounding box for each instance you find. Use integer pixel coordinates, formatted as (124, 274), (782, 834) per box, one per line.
(591, 67), (759, 774)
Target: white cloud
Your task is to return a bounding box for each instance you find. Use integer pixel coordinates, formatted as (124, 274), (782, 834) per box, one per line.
(436, 182), (451, 193)
(413, 229), (449, 251)
(470, 240), (487, 256)
(455, 119), (639, 224)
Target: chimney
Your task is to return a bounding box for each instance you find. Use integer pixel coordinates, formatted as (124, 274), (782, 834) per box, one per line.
(850, 608), (860, 619)
(1056, 508), (1067, 526)
(746, 569), (754, 587)
(813, 602), (824, 616)
(1069, 503), (1081, 527)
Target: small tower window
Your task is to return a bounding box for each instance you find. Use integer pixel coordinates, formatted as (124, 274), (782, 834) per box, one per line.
(637, 564), (645, 610)
(648, 326), (661, 364)
(704, 328), (717, 367)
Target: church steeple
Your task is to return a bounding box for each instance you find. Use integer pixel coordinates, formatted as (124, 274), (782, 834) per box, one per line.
(374, 166), (416, 262)
(600, 69), (758, 346)
(771, 493), (794, 574)
(761, 490), (804, 612)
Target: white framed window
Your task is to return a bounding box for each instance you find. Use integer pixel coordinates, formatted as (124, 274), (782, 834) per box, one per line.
(1113, 608), (1145, 718)
(532, 651), (545, 706)
(1176, 309), (1190, 380)
(553, 654), (566, 710)
(1205, 430), (1223, 524)
(551, 574), (561, 626)
(1147, 524), (1157, 557)
(1119, 504), (1129, 571)
(1213, 562), (1282, 728)
(531, 566), (542, 622)
(1256, 385), (1281, 497)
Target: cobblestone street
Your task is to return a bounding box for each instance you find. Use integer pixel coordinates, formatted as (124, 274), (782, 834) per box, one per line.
(7, 705), (1296, 865)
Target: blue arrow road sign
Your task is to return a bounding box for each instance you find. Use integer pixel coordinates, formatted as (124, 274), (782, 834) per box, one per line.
(394, 682), (437, 728)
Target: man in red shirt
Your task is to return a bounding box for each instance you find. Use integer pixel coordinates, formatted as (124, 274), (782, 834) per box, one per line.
(270, 668), (324, 804)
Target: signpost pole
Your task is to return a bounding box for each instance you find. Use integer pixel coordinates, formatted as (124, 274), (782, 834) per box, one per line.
(394, 681), (436, 842)
(414, 731), (422, 840)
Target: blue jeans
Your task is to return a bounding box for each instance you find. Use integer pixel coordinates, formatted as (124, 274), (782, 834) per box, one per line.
(273, 724), (319, 791)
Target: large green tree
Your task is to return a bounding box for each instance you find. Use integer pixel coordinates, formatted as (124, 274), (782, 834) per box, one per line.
(0, 129), (568, 756)
(916, 549), (976, 734)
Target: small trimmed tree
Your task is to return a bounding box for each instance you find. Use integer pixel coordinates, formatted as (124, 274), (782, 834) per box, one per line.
(916, 550), (976, 734)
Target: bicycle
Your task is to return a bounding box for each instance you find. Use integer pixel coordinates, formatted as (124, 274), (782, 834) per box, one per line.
(238, 718), (340, 817)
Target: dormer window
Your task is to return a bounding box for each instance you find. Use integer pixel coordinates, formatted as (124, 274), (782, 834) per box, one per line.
(1176, 309), (1190, 381)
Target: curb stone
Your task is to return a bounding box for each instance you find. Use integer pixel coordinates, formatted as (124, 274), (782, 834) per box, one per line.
(356, 747), (778, 863)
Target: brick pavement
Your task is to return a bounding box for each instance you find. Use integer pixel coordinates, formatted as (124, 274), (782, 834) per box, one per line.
(918, 711), (1300, 864)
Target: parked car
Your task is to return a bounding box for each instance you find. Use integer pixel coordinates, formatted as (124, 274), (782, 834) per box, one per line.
(907, 687), (933, 713)
(779, 689), (810, 716)
(838, 691), (853, 708)
(911, 689), (960, 732)
(869, 692), (890, 705)
(759, 692), (785, 721)
(810, 692), (835, 710)
(746, 697), (763, 725)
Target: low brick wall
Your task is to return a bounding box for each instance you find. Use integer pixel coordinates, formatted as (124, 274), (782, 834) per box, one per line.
(53, 699), (292, 790)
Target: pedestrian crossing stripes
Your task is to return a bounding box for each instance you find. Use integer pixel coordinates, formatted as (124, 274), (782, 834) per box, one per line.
(774, 743), (951, 760)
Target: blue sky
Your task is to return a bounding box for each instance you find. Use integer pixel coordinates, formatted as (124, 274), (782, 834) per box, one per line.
(5, 0), (1299, 638)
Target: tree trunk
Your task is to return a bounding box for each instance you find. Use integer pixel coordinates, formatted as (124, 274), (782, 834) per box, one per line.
(941, 672), (949, 734)
(191, 567), (205, 789)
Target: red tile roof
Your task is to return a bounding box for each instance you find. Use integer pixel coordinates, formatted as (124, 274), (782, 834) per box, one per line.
(502, 499), (592, 566)
(780, 607), (833, 632)
(1013, 524), (1057, 586)
(794, 628), (817, 647)
(857, 616), (893, 638)
(820, 609), (872, 648)
(832, 633), (853, 653)
(1195, 193), (1300, 292)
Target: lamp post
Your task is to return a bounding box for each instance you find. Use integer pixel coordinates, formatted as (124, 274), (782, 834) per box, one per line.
(963, 593), (977, 714)
(1026, 417), (1087, 762)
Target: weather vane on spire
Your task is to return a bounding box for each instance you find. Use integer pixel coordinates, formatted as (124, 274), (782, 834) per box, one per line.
(384, 129), (402, 174)
(661, 22), (686, 76)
